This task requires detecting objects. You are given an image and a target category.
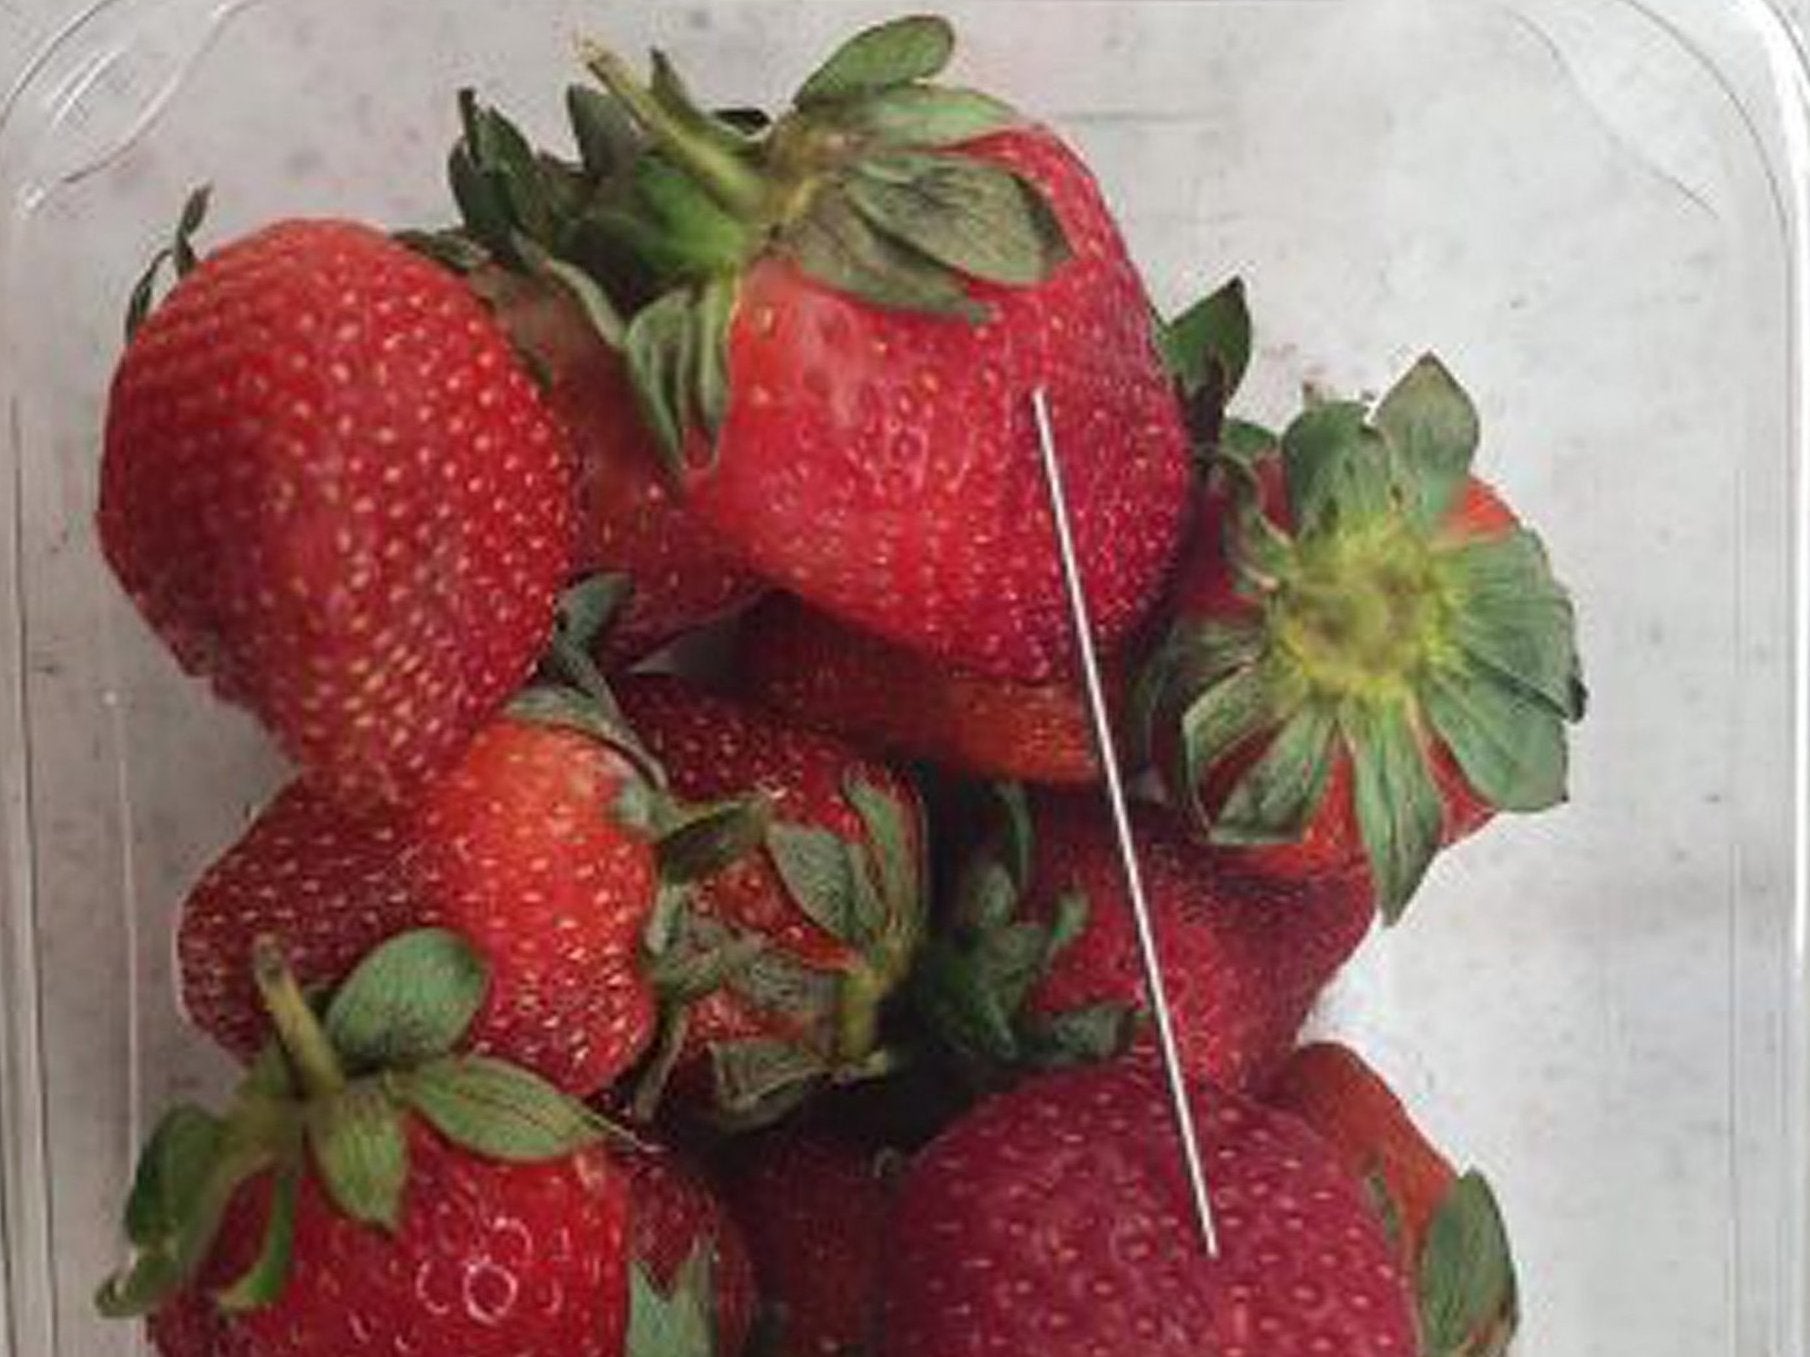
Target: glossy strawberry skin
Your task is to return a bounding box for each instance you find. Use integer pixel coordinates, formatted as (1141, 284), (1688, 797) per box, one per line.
(623, 1144), (758, 1355)
(1268, 1042), (1458, 1264)
(481, 271), (764, 667)
(615, 674), (924, 1060)
(883, 1063), (1416, 1357)
(1166, 467), (1511, 882)
(205, 1132), (628, 1357)
(685, 127), (1191, 683)
(739, 596), (1105, 786)
(178, 716), (659, 1097)
(1023, 796), (1374, 1090)
(726, 1134), (889, 1357)
(100, 221), (573, 803)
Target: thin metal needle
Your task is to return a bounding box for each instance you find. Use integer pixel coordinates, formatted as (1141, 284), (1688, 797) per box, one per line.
(1030, 387), (1220, 1259)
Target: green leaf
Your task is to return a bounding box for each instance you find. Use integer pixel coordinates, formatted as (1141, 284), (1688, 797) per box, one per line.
(517, 236), (628, 349)
(1375, 355), (1479, 529)
(1211, 703), (1337, 846)
(1022, 1003), (1137, 1067)
(694, 274), (737, 438)
(953, 856), (1018, 933)
(395, 228), (491, 274)
(628, 1254), (718, 1357)
(711, 1040), (829, 1117)
(568, 84), (643, 180)
(912, 939), (1022, 1063)
(1440, 531), (1583, 720)
(307, 1083), (409, 1229)
(727, 947), (840, 1022)
(658, 796), (774, 884)
(767, 823), (860, 943)
(796, 15), (955, 105)
(1282, 400), (1398, 537)
(1362, 1167), (1408, 1259)
(1221, 419), (1281, 465)
(1045, 890), (1090, 959)
(847, 152), (1067, 287)
(1344, 700), (1446, 921)
(212, 1156), (300, 1313)
(507, 683), (665, 790)
(1162, 277), (1251, 400)
(124, 184), (213, 339)
(323, 929), (489, 1073)
(844, 775), (920, 941)
(626, 289), (702, 463)
(785, 189), (982, 319)
(989, 782), (1034, 889)
(651, 50), (757, 157)
(242, 1043), (296, 1099)
(556, 573), (634, 655)
(1175, 661), (1279, 827)
(1131, 620), (1265, 770)
(1419, 1172), (1519, 1357)
(122, 1106), (223, 1249)
(1423, 666), (1568, 813)
(401, 1057), (602, 1161)
(846, 84), (1017, 146)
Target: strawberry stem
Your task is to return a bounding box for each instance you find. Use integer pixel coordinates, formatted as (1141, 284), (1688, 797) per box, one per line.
(580, 42), (768, 220)
(252, 936), (346, 1098)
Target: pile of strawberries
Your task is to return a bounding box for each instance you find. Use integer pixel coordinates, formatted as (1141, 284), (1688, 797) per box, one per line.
(92, 15), (1583, 1357)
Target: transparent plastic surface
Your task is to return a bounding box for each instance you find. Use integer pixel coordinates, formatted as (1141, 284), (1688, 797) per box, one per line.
(1, 1), (1806, 1353)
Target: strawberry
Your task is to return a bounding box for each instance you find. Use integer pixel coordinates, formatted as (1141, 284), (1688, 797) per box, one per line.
(882, 1062), (1417, 1357)
(178, 693), (660, 1097)
(622, 1143), (758, 1357)
(473, 266), (765, 668)
(916, 789), (1373, 1092)
(1269, 1043), (1520, 1357)
(1136, 356), (1585, 918)
(725, 1133), (891, 1357)
(104, 935), (630, 1357)
(100, 215), (574, 803)
(615, 674), (927, 1127)
(738, 595), (1108, 786)
(452, 17), (1190, 682)
(148, 1290), (251, 1356)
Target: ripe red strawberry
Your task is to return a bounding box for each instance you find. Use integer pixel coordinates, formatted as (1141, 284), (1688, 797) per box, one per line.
(1138, 357), (1584, 918)
(107, 936), (631, 1357)
(725, 1133), (891, 1357)
(918, 792), (1373, 1092)
(882, 1062), (1417, 1357)
(615, 674), (927, 1127)
(622, 1143), (758, 1356)
(179, 697), (660, 1097)
(475, 268), (764, 667)
(739, 595), (1108, 786)
(1269, 1043), (1521, 1357)
(100, 218), (574, 802)
(554, 17), (1191, 682)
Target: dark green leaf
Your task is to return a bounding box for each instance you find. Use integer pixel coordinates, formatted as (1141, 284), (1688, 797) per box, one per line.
(1282, 401), (1397, 537)
(123, 1106), (224, 1248)
(449, 143), (516, 259)
(1162, 277), (1251, 400)
(694, 274), (736, 437)
(1023, 1003), (1137, 1067)
(727, 948), (841, 1020)
(1345, 700), (1445, 921)
(989, 781), (1035, 889)
(658, 797), (774, 884)
(1045, 890), (1089, 959)
(642, 908), (764, 1002)
(953, 857), (1018, 933)
(846, 84), (1018, 146)
(125, 246), (174, 340)
(394, 228), (491, 273)
(630, 155), (753, 275)
(507, 683), (665, 790)
(323, 929), (489, 1073)
(517, 237), (627, 348)
(711, 1040), (829, 1115)
(1363, 1168), (1407, 1257)
(556, 573), (634, 654)
(241, 1043), (296, 1099)
(172, 183), (212, 273)
(212, 1156), (300, 1313)
(1423, 666), (1568, 813)
(844, 775), (920, 934)
(1221, 419), (1281, 465)
(767, 823), (859, 942)
(784, 189), (982, 319)
(568, 85), (643, 180)
(401, 1057), (602, 1161)
(913, 940), (1022, 1062)
(627, 1254), (717, 1357)
(307, 1083), (409, 1229)
(1440, 531), (1582, 719)
(625, 289), (701, 463)
(1176, 661), (1279, 827)
(796, 15), (955, 105)
(847, 152), (1066, 287)
(651, 50), (756, 157)
(1211, 703), (1337, 846)
(1419, 1172), (1519, 1356)
(1130, 620), (1264, 770)
(1375, 355), (1479, 529)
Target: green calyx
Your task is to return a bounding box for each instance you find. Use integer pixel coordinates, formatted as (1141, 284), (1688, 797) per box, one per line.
(96, 931), (610, 1326)
(124, 183), (212, 341)
(636, 772), (927, 1129)
(1416, 1172), (1521, 1357)
(913, 784), (1139, 1080)
(1141, 356), (1585, 921)
(418, 16), (1065, 473)
(628, 1247), (721, 1357)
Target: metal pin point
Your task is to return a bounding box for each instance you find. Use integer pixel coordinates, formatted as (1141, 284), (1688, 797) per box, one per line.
(1030, 387), (1221, 1259)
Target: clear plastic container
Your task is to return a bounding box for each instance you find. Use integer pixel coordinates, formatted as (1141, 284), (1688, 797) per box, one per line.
(1, 0), (1806, 1353)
